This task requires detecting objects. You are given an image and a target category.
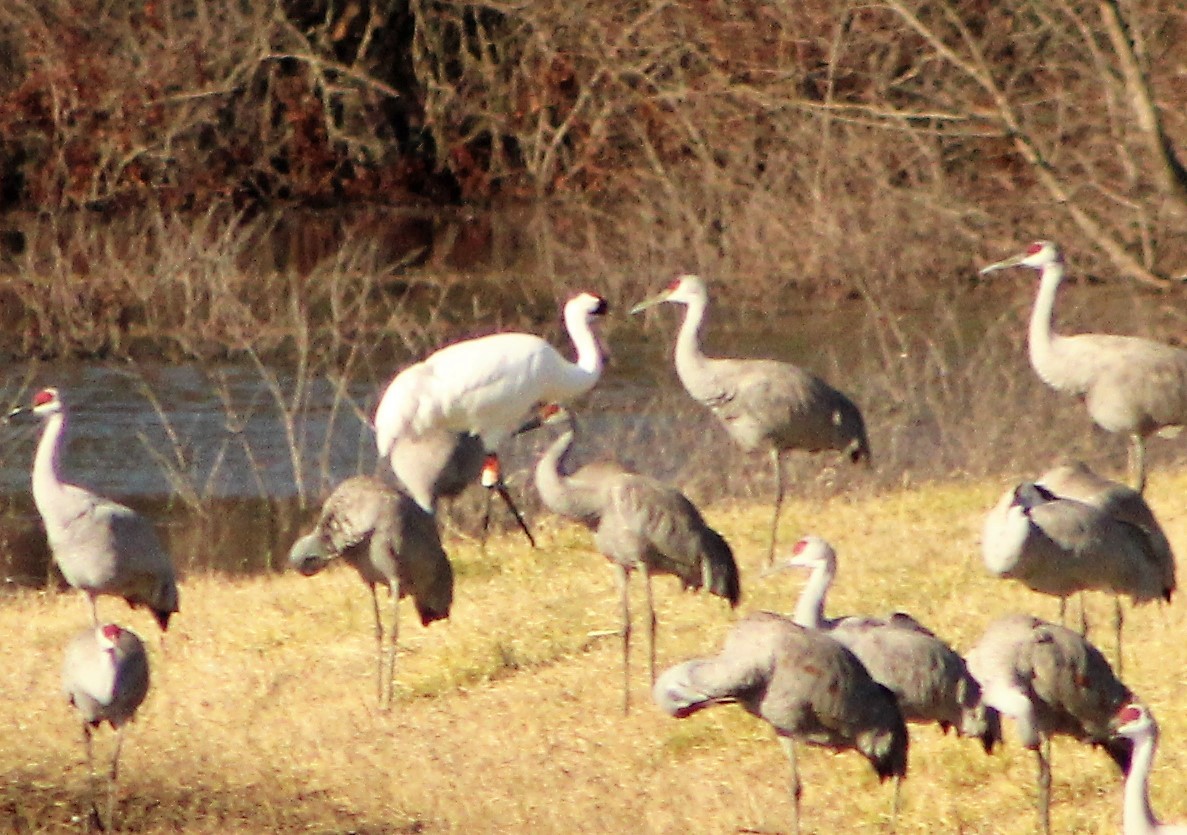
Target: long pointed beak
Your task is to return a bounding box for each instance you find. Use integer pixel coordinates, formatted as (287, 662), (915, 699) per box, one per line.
(979, 253), (1028, 275)
(3, 405), (31, 424)
(629, 292), (670, 315)
(515, 414), (544, 435)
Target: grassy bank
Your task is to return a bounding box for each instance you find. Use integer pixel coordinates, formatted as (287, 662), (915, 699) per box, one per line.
(1, 471), (1185, 833)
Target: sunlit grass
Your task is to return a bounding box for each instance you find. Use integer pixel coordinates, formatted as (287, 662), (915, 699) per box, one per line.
(1, 469), (1185, 833)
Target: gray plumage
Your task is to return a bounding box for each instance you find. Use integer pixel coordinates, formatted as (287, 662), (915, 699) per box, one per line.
(528, 404), (740, 714)
(61, 622), (150, 831)
(632, 274), (870, 565)
(982, 465), (1174, 673)
(9, 387), (179, 631)
(388, 428), (536, 547)
(966, 613), (1133, 835)
(653, 611), (907, 835)
(288, 475), (452, 708)
(981, 241), (1187, 493)
(774, 535), (1000, 753)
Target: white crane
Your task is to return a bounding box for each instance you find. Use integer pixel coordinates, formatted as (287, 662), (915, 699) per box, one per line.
(981, 468), (1173, 672)
(966, 613), (1133, 835)
(288, 476), (452, 709)
(653, 611), (908, 835)
(61, 622), (150, 831)
(980, 241), (1187, 493)
(773, 535), (1001, 749)
(8, 388), (179, 631)
(389, 429), (536, 548)
(524, 403), (740, 713)
(1111, 701), (1187, 835)
(631, 274), (870, 565)
(374, 292), (608, 506)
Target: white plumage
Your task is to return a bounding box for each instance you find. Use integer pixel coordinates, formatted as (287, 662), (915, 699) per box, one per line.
(374, 292), (608, 475)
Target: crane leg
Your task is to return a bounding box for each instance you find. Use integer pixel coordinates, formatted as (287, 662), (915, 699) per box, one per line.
(1035, 739), (1052, 835)
(385, 578), (400, 710)
(767, 449), (785, 568)
(777, 736), (801, 835)
(108, 725), (126, 831)
(1078, 592), (1088, 637)
(368, 584), (386, 708)
(87, 594), (100, 628)
(493, 481), (536, 549)
(641, 566), (657, 687)
(1113, 595), (1124, 676)
(891, 775), (901, 833)
(615, 565), (632, 715)
(1130, 436), (1147, 495)
(81, 723), (104, 832)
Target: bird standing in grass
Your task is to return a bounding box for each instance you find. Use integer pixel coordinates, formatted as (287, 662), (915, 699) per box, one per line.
(289, 476), (452, 709)
(966, 613), (1133, 835)
(654, 611), (907, 835)
(8, 387), (179, 631)
(62, 622), (150, 832)
(375, 292), (608, 505)
(980, 241), (1187, 493)
(524, 403), (740, 713)
(631, 274), (870, 566)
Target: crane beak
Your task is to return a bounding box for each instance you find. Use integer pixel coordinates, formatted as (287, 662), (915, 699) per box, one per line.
(978, 252), (1029, 275)
(3, 405), (31, 424)
(629, 291), (670, 315)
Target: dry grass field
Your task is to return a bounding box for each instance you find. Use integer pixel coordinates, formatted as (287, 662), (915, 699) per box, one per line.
(1, 468), (1185, 834)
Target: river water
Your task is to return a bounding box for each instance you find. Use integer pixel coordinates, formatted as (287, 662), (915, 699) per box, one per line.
(0, 274), (1181, 583)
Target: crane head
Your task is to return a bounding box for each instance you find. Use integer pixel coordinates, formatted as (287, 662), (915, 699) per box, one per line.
(763, 535), (837, 577)
(979, 241), (1063, 275)
(630, 274), (707, 314)
(5, 386), (63, 423)
(1110, 701), (1155, 739)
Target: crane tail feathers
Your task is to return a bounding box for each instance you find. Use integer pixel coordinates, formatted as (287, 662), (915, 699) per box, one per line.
(701, 528), (741, 607)
(151, 607), (173, 631)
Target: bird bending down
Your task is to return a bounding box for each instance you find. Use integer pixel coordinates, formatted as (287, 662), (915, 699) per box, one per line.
(374, 292), (609, 523)
(770, 535), (1000, 820)
(653, 611), (907, 835)
(966, 614), (1133, 835)
(388, 429), (536, 549)
(8, 388), (179, 631)
(524, 404), (740, 713)
(1110, 701), (1187, 835)
(62, 622), (150, 831)
(980, 241), (1187, 494)
(981, 467), (1173, 673)
(631, 275), (870, 566)
(288, 476), (452, 709)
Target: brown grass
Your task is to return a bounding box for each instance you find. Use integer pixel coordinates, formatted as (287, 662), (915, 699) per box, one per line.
(2, 470), (1186, 834)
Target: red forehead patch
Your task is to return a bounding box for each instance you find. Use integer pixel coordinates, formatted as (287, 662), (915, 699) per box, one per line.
(1116, 703), (1143, 723)
(101, 624), (121, 641)
(793, 538), (808, 555)
(1027, 242), (1044, 255)
(33, 389), (55, 406)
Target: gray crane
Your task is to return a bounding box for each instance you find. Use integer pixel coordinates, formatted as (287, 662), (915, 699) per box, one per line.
(61, 622), (150, 831)
(7, 388), (179, 631)
(631, 274), (870, 566)
(966, 613), (1133, 835)
(981, 467), (1173, 673)
(1110, 701), (1187, 835)
(653, 610), (908, 835)
(524, 403), (741, 714)
(288, 475), (452, 709)
(980, 241), (1187, 493)
(772, 535), (1001, 751)
(388, 428), (536, 548)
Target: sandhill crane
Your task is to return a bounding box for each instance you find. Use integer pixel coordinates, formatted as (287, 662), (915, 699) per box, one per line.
(525, 403), (740, 713)
(62, 622), (150, 831)
(374, 292), (608, 508)
(966, 613), (1133, 835)
(631, 274), (870, 566)
(773, 536), (1001, 751)
(389, 429), (536, 548)
(288, 475), (452, 709)
(981, 470), (1173, 673)
(980, 241), (1187, 493)
(653, 611), (908, 835)
(1110, 701), (1187, 834)
(7, 388), (179, 631)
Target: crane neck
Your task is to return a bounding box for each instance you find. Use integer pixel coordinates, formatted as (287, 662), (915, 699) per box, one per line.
(564, 308), (606, 380)
(31, 411), (67, 515)
(790, 560), (834, 630)
(534, 421), (577, 497)
(1122, 729), (1160, 835)
(673, 292), (712, 384)
(1027, 260), (1065, 385)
